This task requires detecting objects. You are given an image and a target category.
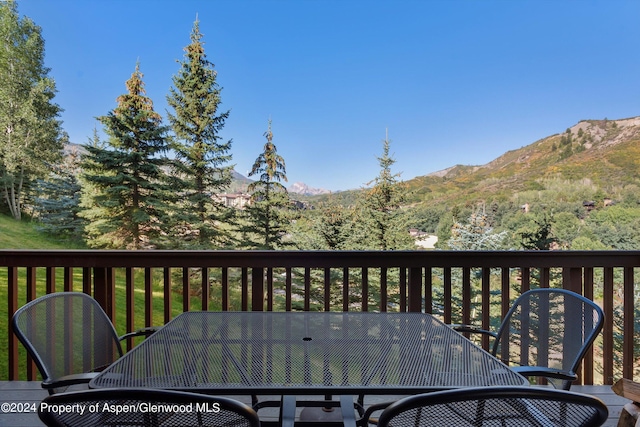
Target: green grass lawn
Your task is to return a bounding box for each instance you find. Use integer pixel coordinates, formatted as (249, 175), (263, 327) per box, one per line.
(0, 214), (85, 249)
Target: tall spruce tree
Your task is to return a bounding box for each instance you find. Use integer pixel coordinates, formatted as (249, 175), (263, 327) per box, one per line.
(166, 17), (234, 248)
(0, 0), (66, 220)
(356, 132), (414, 250)
(80, 64), (170, 249)
(240, 121), (291, 249)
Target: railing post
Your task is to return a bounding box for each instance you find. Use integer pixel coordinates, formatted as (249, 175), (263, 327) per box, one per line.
(163, 268), (172, 321)
(8, 267), (18, 381)
(201, 267), (209, 311)
(399, 268), (406, 312)
(603, 267), (614, 384)
(252, 267), (264, 311)
(380, 268), (388, 312)
(93, 267), (115, 321)
(82, 267), (92, 294)
(481, 268), (491, 350)
(623, 267), (635, 379)
(563, 267), (583, 294)
(46, 267), (56, 294)
(145, 268), (153, 326)
(182, 267), (191, 312)
(424, 267), (433, 315)
(462, 267), (471, 324)
(408, 267), (422, 312)
(126, 268), (135, 351)
(562, 267), (584, 385)
(443, 268), (452, 323)
(26, 267), (37, 381)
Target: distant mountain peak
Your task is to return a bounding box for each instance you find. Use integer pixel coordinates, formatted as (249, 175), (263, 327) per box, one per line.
(288, 182), (331, 196)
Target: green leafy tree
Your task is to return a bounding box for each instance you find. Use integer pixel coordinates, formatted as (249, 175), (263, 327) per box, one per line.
(80, 64), (170, 249)
(166, 17), (234, 248)
(570, 235), (608, 250)
(552, 211), (581, 249)
(434, 214), (454, 249)
(240, 121), (291, 249)
(0, 0), (66, 220)
(584, 206), (640, 250)
(355, 133), (414, 250)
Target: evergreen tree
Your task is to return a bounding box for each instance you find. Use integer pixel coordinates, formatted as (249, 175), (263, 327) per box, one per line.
(80, 64), (170, 249)
(0, 0), (66, 220)
(356, 132), (414, 250)
(293, 200), (356, 250)
(447, 206), (508, 250)
(314, 201), (354, 250)
(78, 129), (108, 245)
(520, 212), (557, 250)
(166, 17), (234, 248)
(33, 146), (84, 240)
(240, 121), (291, 249)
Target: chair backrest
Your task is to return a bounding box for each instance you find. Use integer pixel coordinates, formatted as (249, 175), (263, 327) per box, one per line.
(377, 386), (608, 427)
(492, 288), (605, 390)
(38, 388), (261, 427)
(12, 292), (123, 389)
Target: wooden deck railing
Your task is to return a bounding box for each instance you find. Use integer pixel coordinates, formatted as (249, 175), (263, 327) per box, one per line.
(2, 250), (639, 385)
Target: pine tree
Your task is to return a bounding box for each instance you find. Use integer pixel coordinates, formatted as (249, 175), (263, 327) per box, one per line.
(356, 132), (414, 250)
(32, 146), (84, 240)
(447, 206), (508, 250)
(80, 64), (170, 249)
(520, 212), (557, 250)
(0, 0), (66, 220)
(166, 17), (234, 248)
(314, 201), (354, 250)
(240, 121), (291, 249)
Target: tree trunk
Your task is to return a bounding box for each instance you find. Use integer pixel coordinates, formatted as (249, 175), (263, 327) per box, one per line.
(3, 171), (22, 220)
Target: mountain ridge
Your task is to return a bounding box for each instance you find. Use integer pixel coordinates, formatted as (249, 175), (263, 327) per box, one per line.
(288, 182), (331, 196)
(401, 115), (640, 206)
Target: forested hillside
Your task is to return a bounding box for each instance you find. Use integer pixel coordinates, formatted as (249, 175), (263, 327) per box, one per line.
(306, 116), (640, 251)
(399, 117), (640, 250)
(405, 117), (640, 205)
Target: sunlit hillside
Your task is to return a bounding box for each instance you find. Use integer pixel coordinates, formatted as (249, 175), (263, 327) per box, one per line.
(307, 117), (640, 212)
(0, 215), (83, 249)
(402, 117), (640, 206)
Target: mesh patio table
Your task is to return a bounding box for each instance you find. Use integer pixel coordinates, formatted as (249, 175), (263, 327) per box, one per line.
(90, 311), (528, 424)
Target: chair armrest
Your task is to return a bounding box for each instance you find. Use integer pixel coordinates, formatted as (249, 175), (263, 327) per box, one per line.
(511, 366), (578, 382)
(42, 372), (99, 390)
(119, 327), (158, 341)
(360, 401), (393, 425)
(450, 324), (498, 338)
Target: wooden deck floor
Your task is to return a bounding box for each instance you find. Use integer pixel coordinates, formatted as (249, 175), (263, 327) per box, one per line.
(0, 381), (628, 426)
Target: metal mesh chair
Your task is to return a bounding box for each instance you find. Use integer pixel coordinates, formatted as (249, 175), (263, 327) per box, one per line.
(12, 292), (156, 394)
(374, 387), (608, 427)
(454, 288), (604, 390)
(38, 388), (260, 427)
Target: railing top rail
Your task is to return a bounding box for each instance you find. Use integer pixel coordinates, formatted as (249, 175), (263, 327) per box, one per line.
(0, 250), (639, 269)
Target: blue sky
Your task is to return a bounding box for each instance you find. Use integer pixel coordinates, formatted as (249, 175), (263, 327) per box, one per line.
(16, 0), (640, 191)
